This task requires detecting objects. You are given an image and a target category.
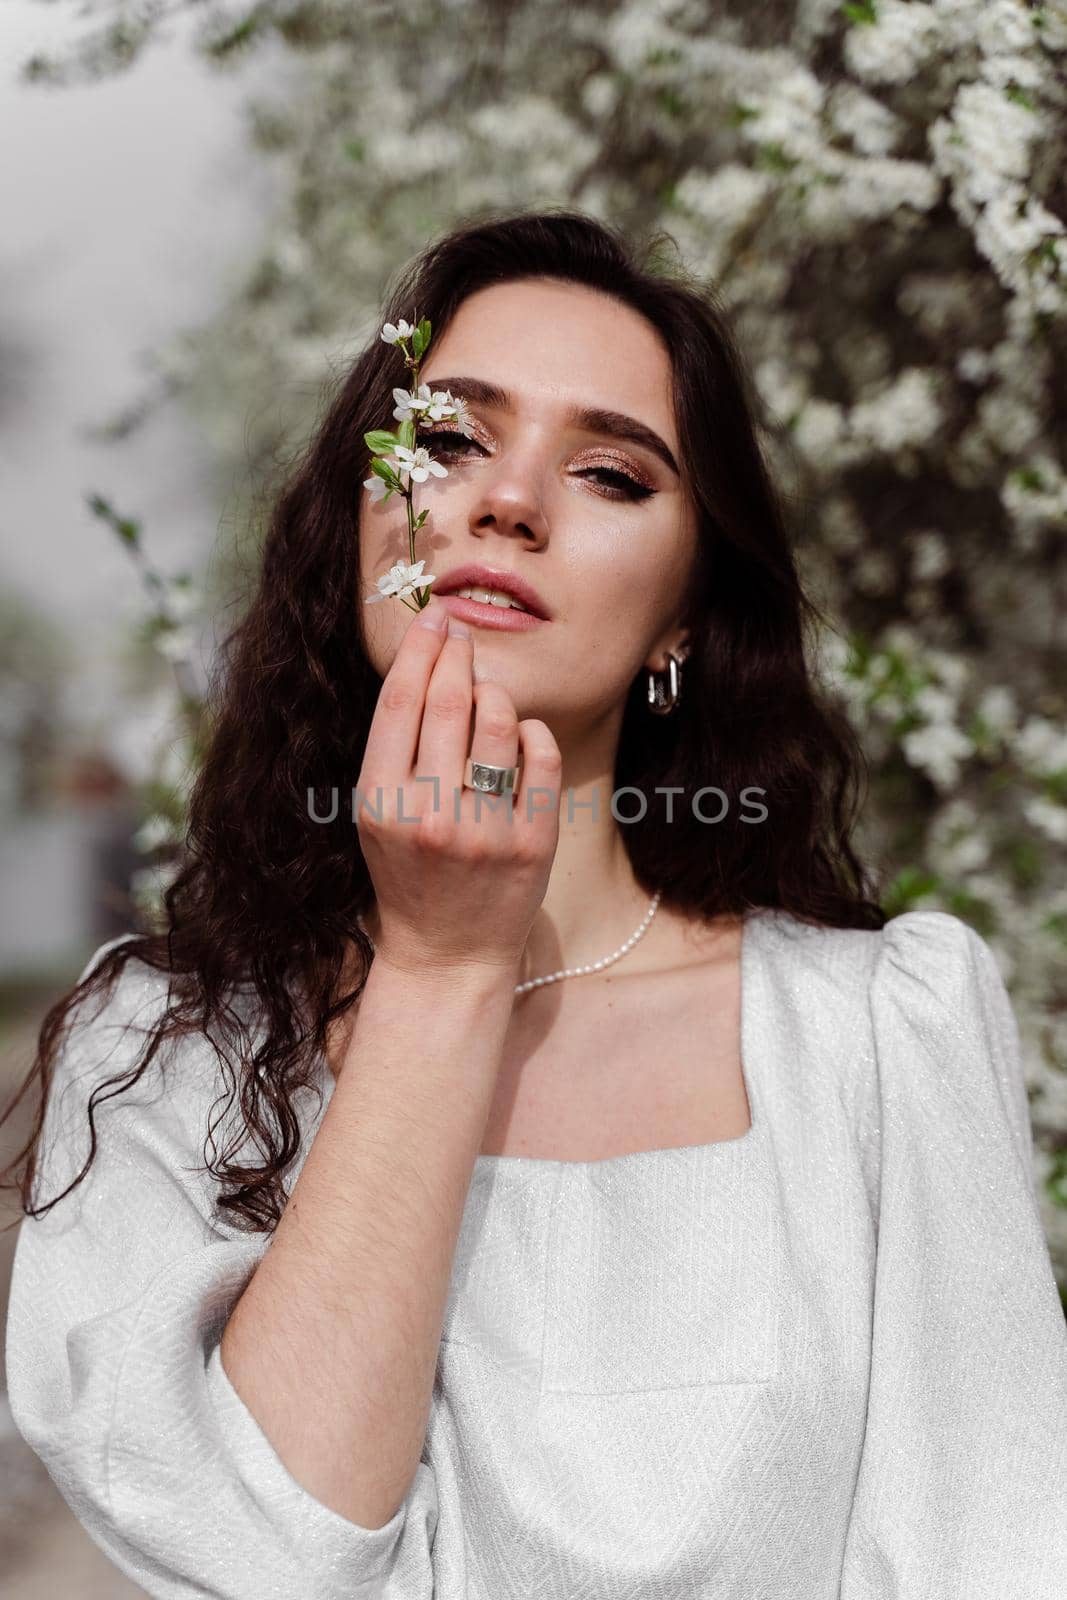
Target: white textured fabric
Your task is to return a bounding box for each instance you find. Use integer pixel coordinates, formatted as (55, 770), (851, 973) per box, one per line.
(5, 907), (1067, 1598)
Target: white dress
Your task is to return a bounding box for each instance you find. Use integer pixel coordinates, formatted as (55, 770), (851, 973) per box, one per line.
(5, 907), (1067, 1599)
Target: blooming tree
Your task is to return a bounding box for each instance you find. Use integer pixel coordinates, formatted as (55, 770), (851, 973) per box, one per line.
(26, 0), (1067, 1280)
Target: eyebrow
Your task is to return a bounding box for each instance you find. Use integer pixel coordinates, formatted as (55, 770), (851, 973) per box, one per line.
(419, 374), (680, 478)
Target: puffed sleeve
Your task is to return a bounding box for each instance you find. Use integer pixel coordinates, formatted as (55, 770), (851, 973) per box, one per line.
(4, 938), (438, 1600)
(840, 910), (1067, 1599)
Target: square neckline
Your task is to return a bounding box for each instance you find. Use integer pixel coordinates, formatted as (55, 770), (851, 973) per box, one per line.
(471, 905), (766, 1177)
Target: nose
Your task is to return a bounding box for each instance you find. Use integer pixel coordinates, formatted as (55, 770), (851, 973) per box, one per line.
(467, 449), (549, 550)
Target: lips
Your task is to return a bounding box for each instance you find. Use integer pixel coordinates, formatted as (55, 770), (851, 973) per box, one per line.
(432, 561), (552, 621)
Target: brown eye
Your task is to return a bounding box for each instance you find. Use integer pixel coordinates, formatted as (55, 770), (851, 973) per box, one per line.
(423, 426), (655, 504)
(581, 467), (655, 502)
(422, 428), (481, 456)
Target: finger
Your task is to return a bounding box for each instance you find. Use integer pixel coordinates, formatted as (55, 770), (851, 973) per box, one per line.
(461, 680), (520, 820)
(359, 597), (452, 790)
(511, 719), (563, 842)
(415, 623), (476, 800)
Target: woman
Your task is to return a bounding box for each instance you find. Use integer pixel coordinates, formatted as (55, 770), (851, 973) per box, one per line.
(3, 209), (1065, 1600)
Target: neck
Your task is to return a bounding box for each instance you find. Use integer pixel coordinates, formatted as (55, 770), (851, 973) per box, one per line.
(514, 766), (655, 986)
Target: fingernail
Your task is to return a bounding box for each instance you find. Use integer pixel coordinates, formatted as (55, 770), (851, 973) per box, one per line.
(447, 615), (472, 639)
(418, 600), (448, 631)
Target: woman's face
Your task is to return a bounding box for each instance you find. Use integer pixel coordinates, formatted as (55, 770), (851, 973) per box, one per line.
(357, 276), (699, 747)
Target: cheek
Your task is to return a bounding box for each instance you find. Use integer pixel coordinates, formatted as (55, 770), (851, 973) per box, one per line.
(358, 597), (399, 677)
(357, 508), (413, 674)
(358, 491), (408, 572)
(582, 566), (674, 654)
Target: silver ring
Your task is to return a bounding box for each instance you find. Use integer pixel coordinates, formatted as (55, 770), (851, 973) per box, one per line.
(464, 757), (521, 795)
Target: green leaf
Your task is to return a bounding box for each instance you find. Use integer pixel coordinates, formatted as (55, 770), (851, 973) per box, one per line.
(204, 12), (264, 58)
(883, 866), (942, 914)
(86, 491), (142, 548)
(370, 458), (399, 486)
(364, 429), (399, 455)
(842, 0), (878, 22)
(1045, 1149), (1067, 1211)
(397, 417), (416, 450)
(411, 325), (426, 359)
(1042, 767), (1067, 805)
(756, 142), (799, 173)
(1007, 833), (1043, 890)
(944, 889), (996, 937)
(1005, 83), (1037, 111)
(1025, 238), (1059, 270)
(655, 85), (689, 118)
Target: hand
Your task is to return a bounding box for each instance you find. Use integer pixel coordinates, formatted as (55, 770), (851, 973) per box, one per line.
(355, 596), (562, 981)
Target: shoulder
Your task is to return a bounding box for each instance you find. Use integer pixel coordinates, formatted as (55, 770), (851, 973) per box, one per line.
(68, 932), (175, 1033)
(746, 906), (884, 1021)
(864, 910), (1033, 1174)
(41, 935), (325, 1226)
(751, 907), (1025, 1135)
(759, 905), (1017, 1071)
(56, 933), (214, 1106)
(865, 909), (1019, 1062)
(63, 933), (260, 1092)
(38, 935), (235, 1215)
(869, 907), (1004, 996)
(753, 905), (999, 1011)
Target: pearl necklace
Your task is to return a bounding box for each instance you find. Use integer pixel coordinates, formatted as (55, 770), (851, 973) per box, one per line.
(357, 890), (663, 996)
(514, 891), (662, 995)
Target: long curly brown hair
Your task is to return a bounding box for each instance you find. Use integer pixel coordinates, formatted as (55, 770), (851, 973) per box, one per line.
(0, 205), (886, 1236)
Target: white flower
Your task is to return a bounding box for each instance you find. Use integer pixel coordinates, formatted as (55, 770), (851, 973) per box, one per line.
(393, 388), (473, 432)
(976, 685), (1019, 739)
(828, 83), (904, 157)
(957, 348), (993, 384)
(363, 472), (394, 503)
(925, 647), (971, 695)
(392, 383), (432, 422)
(1015, 716), (1067, 776)
(793, 398), (847, 461)
(1023, 796), (1067, 845)
(163, 579), (202, 623)
(901, 721), (975, 789)
(910, 530), (951, 582)
(381, 319), (417, 345)
(914, 683), (958, 723)
(844, 0), (942, 85)
(675, 163), (773, 229)
(365, 559), (436, 605)
(975, 0), (1039, 58)
(133, 812), (179, 853)
(849, 367), (944, 455)
(391, 444), (448, 484)
(423, 389), (461, 422)
(155, 625), (197, 662)
(444, 394), (476, 436)
(130, 857), (182, 907)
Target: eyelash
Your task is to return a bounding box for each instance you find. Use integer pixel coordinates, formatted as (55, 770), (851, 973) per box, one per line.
(421, 428), (656, 503)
